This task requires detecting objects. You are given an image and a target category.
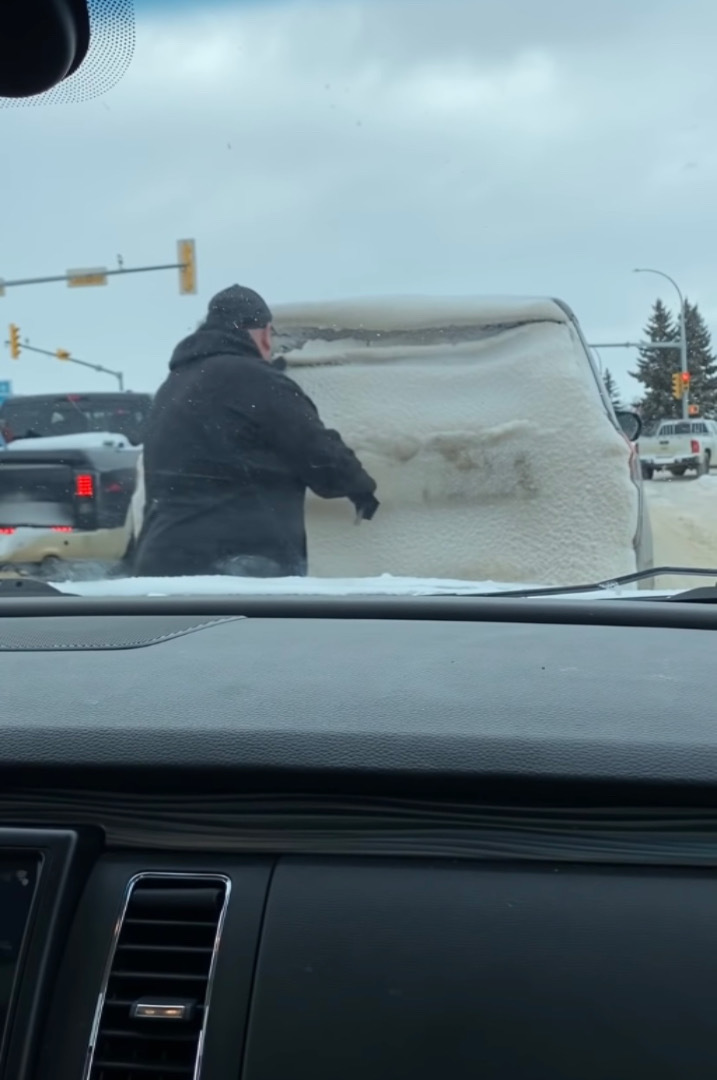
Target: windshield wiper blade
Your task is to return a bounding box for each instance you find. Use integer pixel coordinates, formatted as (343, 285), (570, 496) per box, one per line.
(484, 566), (717, 599)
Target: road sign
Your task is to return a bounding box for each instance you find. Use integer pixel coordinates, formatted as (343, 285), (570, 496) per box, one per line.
(66, 268), (108, 288)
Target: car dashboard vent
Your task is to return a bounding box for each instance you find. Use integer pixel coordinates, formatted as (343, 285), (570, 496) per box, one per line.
(86, 873), (230, 1080)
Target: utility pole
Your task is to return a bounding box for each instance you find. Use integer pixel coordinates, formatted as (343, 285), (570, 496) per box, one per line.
(0, 239), (197, 297)
(633, 268), (688, 419)
(4, 330), (125, 391)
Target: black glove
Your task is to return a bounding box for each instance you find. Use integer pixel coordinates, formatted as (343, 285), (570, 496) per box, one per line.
(351, 492), (380, 522)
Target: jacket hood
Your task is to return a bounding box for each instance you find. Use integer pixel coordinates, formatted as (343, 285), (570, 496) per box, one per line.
(169, 314), (263, 372)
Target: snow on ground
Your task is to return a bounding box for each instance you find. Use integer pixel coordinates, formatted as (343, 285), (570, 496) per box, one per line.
(645, 473), (717, 590)
(50, 573), (665, 600)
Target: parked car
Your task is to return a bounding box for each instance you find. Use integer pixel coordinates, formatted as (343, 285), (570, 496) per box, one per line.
(0, 392), (152, 446)
(638, 418), (717, 479)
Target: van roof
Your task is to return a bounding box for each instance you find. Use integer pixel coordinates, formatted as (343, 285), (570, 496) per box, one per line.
(273, 295), (572, 333)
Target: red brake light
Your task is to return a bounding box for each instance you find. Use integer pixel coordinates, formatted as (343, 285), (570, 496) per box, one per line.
(74, 473), (94, 498)
(52, 526), (73, 533)
(104, 481), (123, 494)
(0, 527), (16, 535)
(691, 439), (700, 454)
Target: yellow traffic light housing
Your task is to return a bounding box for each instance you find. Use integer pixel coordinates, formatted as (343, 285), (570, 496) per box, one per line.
(177, 239), (197, 295)
(671, 372), (683, 400)
(8, 324), (20, 359)
(56, 349), (70, 361)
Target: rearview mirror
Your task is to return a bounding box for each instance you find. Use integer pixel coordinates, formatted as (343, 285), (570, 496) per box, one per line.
(615, 410), (642, 443)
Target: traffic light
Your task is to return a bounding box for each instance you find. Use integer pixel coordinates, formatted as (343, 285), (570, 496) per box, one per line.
(8, 324), (20, 360)
(682, 371), (691, 387)
(177, 239), (197, 295)
(56, 349), (70, 361)
(671, 372), (683, 399)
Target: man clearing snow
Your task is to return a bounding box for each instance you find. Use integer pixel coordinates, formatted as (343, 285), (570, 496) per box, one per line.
(133, 284), (378, 578)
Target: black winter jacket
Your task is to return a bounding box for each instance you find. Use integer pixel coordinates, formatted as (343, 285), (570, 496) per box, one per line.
(133, 320), (376, 578)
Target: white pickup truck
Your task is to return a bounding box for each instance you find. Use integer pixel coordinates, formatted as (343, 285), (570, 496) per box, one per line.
(638, 418), (717, 479)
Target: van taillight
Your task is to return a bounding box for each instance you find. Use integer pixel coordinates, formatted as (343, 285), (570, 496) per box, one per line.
(0, 527), (16, 535)
(74, 473), (94, 498)
(691, 439), (700, 454)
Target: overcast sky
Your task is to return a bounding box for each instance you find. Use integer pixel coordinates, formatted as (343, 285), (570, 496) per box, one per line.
(0, 0), (715, 401)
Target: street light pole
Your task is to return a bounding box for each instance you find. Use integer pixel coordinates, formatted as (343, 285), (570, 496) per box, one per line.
(633, 267), (688, 420)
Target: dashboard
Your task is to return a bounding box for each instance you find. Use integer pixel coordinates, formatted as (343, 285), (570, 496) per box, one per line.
(1, 596), (717, 1080)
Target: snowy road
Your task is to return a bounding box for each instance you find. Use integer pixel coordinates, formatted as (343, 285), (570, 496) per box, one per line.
(645, 474), (717, 589)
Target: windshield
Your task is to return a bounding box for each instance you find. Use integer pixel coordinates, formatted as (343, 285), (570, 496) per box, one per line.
(0, 0), (715, 597)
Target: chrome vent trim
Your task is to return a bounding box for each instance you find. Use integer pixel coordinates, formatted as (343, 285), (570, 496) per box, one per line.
(82, 871), (231, 1080)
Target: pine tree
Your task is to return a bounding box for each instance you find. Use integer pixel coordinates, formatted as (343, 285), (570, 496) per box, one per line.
(602, 368), (622, 411)
(631, 297), (717, 421)
(630, 299), (679, 422)
(682, 299), (717, 417)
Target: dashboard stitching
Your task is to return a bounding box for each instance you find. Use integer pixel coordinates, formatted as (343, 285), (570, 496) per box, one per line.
(0, 616), (245, 651)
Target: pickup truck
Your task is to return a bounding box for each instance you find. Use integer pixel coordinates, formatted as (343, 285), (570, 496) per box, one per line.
(638, 418), (717, 479)
(0, 438), (138, 575)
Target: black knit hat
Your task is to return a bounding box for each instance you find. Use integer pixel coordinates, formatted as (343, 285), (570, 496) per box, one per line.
(207, 284), (272, 330)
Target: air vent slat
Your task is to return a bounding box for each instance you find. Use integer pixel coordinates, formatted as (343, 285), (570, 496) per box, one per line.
(87, 875), (229, 1080)
(92, 1062), (194, 1076)
(118, 944), (213, 955)
(110, 970), (209, 981)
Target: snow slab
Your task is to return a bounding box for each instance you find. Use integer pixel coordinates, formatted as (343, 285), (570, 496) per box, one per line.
(271, 304), (638, 587)
(48, 573), (671, 602)
(272, 294), (570, 332)
(5, 431), (132, 452)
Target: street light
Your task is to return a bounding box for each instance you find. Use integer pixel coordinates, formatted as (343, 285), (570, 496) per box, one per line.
(633, 267), (688, 420)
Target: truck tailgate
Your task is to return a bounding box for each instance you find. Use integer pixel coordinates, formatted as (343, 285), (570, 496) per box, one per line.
(0, 457), (76, 528)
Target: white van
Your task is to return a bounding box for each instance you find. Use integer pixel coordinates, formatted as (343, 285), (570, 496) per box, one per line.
(267, 295), (652, 587)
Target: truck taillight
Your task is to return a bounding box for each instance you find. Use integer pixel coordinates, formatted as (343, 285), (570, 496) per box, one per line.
(74, 473), (94, 498)
(691, 439), (700, 454)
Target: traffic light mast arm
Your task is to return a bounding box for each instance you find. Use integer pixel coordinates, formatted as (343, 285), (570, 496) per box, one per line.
(4, 335), (125, 391)
(0, 240), (197, 296)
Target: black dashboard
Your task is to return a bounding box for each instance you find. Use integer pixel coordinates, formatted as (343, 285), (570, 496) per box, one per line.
(2, 595), (717, 1080)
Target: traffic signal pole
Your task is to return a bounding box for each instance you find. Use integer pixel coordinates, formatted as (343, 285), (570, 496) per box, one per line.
(4, 333), (125, 391)
(0, 239), (197, 296)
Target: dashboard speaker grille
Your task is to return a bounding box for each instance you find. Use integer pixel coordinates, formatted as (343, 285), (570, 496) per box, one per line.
(86, 874), (230, 1080)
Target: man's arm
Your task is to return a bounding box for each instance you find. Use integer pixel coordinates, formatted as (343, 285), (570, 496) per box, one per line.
(256, 368), (377, 501)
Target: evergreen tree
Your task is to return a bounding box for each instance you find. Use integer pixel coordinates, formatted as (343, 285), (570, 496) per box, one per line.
(602, 368), (622, 411)
(631, 297), (717, 420)
(682, 299), (717, 417)
(630, 299), (679, 422)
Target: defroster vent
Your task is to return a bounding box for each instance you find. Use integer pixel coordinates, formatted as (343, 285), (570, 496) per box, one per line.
(85, 873), (230, 1080)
